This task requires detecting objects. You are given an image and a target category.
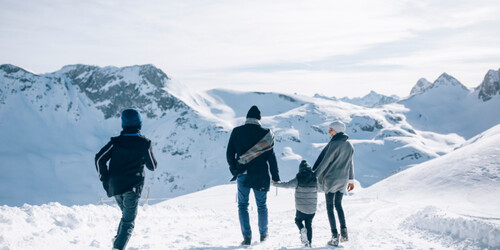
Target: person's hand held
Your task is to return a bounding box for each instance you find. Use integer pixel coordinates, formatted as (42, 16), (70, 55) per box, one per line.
(347, 183), (354, 192)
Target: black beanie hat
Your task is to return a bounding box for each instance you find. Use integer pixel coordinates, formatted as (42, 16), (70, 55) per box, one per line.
(121, 108), (142, 128)
(246, 105), (261, 120)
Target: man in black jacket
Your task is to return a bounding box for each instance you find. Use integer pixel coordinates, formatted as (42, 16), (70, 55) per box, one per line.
(226, 105), (280, 246)
(95, 108), (157, 250)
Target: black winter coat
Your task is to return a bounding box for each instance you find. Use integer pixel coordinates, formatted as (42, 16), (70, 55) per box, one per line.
(95, 129), (157, 197)
(226, 123), (280, 191)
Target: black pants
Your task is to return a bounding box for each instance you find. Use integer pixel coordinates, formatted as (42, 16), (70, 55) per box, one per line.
(325, 191), (345, 235)
(295, 210), (315, 243)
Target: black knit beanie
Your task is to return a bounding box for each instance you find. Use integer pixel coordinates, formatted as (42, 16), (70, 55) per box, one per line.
(246, 105), (261, 120)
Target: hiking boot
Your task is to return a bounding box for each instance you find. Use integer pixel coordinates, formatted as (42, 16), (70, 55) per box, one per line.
(241, 236), (251, 246)
(340, 228), (348, 242)
(260, 233), (268, 242)
(300, 228), (309, 246)
(327, 234), (339, 246)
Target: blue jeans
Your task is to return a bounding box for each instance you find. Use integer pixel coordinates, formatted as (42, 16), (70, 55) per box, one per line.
(113, 191), (139, 250)
(237, 174), (268, 238)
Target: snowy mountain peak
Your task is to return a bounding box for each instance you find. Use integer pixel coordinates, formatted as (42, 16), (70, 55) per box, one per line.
(313, 93), (337, 101)
(0, 63), (186, 119)
(60, 64), (170, 88)
(0, 64), (33, 75)
(409, 73), (468, 97)
(59, 64), (184, 118)
(59, 64), (99, 74)
(314, 91), (399, 107)
(477, 69), (500, 101)
(0, 64), (38, 105)
(432, 72), (468, 90)
(339, 90), (399, 107)
(410, 78), (432, 95)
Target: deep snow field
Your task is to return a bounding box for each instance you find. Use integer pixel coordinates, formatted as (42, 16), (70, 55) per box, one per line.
(0, 184), (498, 250)
(1, 125), (499, 250)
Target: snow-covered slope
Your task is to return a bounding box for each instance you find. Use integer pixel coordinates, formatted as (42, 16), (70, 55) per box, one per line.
(0, 64), (228, 206)
(365, 124), (500, 216)
(359, 124), (500, 248)
(1, 121), (498, 249)
(1, 64), (498, 207)
(0, 64), (112, 205)
(198, 90), (464, 187)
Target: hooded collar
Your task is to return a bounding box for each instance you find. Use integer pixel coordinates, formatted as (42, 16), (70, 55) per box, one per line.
(296, 167), (316, 186)
(245, 118), (262, 126)
(331, 132), (349, 142)
(121, 127), (142, 136)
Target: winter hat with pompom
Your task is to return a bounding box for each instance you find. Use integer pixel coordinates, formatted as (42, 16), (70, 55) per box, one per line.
(299, 160), (311, 170)
(121, 108), (142, 128)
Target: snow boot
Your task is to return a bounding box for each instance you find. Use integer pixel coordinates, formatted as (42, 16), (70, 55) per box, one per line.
(241, 236), (251, 246)
(327, 234), (339, 247)
(260, 233), (268, 242)
(340, 228), (348, 242)
(300, 228), (310, 247)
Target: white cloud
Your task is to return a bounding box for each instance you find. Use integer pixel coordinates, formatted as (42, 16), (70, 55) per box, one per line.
(1, 0), (499, 97)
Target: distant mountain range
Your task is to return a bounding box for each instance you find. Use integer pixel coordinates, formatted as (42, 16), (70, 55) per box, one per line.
(315, 90), (400, 108)
(316, 69), (500, 108)
(1, 64), (498, 206)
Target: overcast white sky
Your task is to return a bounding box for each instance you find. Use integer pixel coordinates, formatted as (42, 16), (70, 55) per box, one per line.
(1, 0), (499, 97)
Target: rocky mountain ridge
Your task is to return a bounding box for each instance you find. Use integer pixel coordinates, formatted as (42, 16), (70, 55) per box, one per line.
(1, 64), (499, 206)
(478, 69), (500, 101)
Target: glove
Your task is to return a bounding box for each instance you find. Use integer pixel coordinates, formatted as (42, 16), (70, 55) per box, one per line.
(230, 166), (238, 177)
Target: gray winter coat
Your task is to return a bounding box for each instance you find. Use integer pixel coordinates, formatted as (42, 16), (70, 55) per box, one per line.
(274, 168), (318, 214)
(312, 133), (354, 194)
